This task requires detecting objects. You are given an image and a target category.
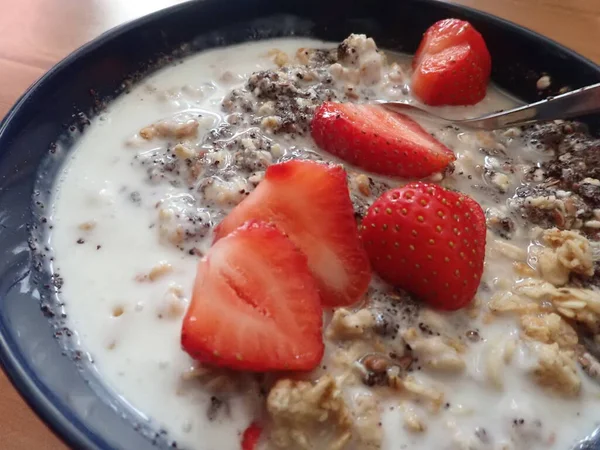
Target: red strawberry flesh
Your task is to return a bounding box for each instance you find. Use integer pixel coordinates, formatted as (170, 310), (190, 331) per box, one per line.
(412, 19), (491, 106)
(413, 18), (489, 70)
(182, 220), (324, 371)
(361, 182), (486, 310)
(412, 44), (489, 106)
(241, 422), (262, 450)
(311, 103), (455, 178)
(214, 160), (371, 308)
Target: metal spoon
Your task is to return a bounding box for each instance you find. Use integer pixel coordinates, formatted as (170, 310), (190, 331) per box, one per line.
(379, 82), (600, 131)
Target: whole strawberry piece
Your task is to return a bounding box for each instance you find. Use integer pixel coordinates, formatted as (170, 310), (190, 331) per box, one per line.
(311, 103), (455, 179)
(412, 18), (491, 106)
(360, 182), (486, 310)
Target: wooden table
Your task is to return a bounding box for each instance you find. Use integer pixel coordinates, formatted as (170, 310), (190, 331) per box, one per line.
(0, 0), (598, 448)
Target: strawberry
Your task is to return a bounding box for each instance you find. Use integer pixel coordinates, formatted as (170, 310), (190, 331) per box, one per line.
(413, 18), (489, 70)
(360, 182), (486, 310)
(214, 160), (371, 308)
(241, 422), (262, 450)
(411, 19), (491, 106)
(310, 102), (455, 178)
(181, 220), (324, 372)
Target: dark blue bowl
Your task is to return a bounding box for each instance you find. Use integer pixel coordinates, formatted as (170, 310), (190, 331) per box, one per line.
(0, 0), (599, 449)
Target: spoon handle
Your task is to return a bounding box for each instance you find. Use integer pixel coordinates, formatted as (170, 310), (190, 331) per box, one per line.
(460, 82), (600, 130)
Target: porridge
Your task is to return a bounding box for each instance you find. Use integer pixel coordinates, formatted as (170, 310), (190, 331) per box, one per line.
(47, 19), (600, 450)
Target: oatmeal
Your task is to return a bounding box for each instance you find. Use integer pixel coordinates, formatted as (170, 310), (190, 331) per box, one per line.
(48, 35), (600, 450)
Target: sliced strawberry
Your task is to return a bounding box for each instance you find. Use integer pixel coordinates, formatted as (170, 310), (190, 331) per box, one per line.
(360, 183), (486, 310)
(310, 102), (455, 178)
(214, 160), (371, 307)
(413, 18), (489, 70)
(181, 220), (324, 372)
(412, 19), (491, 106)
(241, 422), (262, 450)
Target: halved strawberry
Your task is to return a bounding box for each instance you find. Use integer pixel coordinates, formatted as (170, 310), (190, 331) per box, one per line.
(311, 102), (455, 178)
(412, 19), (491, 106)
(360, 183), (486, 310)
(181, 221), (324, 372)
(214, 160), (371, 307)
(413, 18), (489, 70)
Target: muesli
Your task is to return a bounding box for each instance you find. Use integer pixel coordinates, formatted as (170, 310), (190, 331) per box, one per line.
(49, 19), (600, 450)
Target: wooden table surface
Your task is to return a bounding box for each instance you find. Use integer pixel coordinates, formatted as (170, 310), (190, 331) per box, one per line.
(0, 0), (598, 448)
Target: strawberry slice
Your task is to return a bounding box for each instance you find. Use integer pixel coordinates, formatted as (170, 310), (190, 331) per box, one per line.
(412, 19), (491, 106)
(310, 102), (455, 178)
(413, 18), (489, 70)
(241, 422), (262, 450)
(181, 220), (324, 372)
(214, 160), (371, 307)
(360, 183), (486, 310)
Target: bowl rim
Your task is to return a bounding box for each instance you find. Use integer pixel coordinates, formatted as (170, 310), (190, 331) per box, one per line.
(0, 1), (598, 449)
